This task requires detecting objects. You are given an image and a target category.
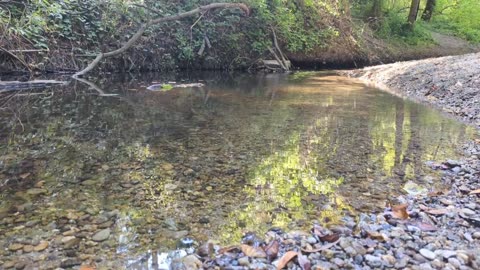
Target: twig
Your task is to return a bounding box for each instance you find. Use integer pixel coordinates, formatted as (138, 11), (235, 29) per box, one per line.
(0, 47), (31, 71)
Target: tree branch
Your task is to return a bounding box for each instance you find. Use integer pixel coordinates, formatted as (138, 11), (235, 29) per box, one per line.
(73, 3), (249, 78)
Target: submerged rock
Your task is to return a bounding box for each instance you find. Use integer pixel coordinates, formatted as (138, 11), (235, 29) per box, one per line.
(92, 228), (111, 242)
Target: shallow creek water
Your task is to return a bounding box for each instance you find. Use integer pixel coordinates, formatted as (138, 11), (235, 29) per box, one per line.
(0, 72), (476, 269)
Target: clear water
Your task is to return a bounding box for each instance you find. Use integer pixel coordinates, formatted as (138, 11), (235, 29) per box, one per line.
(0, 72), (475, 268)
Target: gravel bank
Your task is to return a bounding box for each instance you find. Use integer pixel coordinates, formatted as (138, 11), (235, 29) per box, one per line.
(345, 52), (480, 128)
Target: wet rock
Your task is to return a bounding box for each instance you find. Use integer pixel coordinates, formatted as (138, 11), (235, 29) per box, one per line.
(60, 258), (81, 268)
(22, 245), (34, 253)
(92, 228), (111, 242)
(8, 243), (24, 251)
(33, 241), (48, 251)
(420, 249), (436, 260)
(199, 217), (209, 224)
(171, 255), (202, 270)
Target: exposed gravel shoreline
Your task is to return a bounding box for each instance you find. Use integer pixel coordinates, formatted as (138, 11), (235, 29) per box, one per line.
(344, 52), (480, 128)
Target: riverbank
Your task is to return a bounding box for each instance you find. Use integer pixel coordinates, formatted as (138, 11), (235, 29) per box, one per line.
(343, 52), (480, 128)
(178, 54), (480, 269)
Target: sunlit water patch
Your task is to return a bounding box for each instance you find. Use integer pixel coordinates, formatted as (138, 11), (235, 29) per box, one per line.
(0, 72), (476, 268)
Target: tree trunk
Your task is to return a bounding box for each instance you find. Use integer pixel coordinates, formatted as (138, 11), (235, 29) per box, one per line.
(370, 0), (383, 19)
(421, 0), (436, 21)
(407, 0), (421, 29)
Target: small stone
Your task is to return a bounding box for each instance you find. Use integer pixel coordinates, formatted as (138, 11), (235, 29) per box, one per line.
(440, 199), (454, 206)
(60, 258), (81, 268)
(306, 236), (317, 244)
(365, 255), (383, 268)
(382, 254), (396, 265)
(419, 249), (436, 260)
(33, 241), (48, 251)
(3, 261), (15, 268)
(447, 258), (461, 269)
(238, 256), (250, 266)
(472, 232), (480, 239)
(461, 208), (475, 216)
(14, 261), (26, 270)
(92, 228), (111, 242)
(23, 245), (34, 253)
(62, 236), (76, 243)
(437, 250), (456, 259)
(431, 259), (444, 269)
(199, 217), (209, 224)
(8, 243), (24, 251)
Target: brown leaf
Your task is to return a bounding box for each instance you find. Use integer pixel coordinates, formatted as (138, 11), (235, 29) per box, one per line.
(218, 245), (240, 254)
(366, 231), (387, 241)
(319, 233), (340, 243)
(264, 240), (279, 261)
(419, 205), (449, 215)
(392, 204), (409, 219)
(469, 189), (480, 195)
(241, 244), (267, 258)
(297, 253), (311, 270)
(19, 173), (31, 179)
(275, 251), (298, 270)
(301, 239), (340, 253)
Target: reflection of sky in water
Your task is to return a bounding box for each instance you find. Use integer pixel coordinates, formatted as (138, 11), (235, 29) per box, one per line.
(0, 72), (476, 268)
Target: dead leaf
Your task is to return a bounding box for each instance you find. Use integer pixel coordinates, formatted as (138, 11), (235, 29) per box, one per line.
(469, 189), (480, 195)
(275, 251), (298, 270)
(241, 244), (267, 258)
(301, 239), (340, 253)
(366, 231), (387, 241)
(19, 173), (31, 179)
(392, 204), (409, 219)
(319, 233), (340, 243)
(419, 205), (449, 215)
(264, 240), (279, 261)
(297, 253), (311, 270)
(218, 245), (240, 254)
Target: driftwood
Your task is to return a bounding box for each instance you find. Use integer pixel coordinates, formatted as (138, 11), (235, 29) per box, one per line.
(73, 3), (249, 78)
(0, 80), (69, 92)
(147, 83), (205, 91)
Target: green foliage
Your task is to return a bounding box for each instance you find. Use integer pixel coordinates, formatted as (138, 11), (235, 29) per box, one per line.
(376, 11), (433, 45)
(430, 0), (480, 42)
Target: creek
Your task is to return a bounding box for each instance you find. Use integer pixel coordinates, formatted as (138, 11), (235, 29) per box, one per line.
(0, 72), (476, 269)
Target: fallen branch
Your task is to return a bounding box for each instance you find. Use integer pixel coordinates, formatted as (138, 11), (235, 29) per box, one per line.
(0, 47), (31, 72)
(73, 3), (249, 78)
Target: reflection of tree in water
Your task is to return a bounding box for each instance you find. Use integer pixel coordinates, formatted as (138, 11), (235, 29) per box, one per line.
(0, 74), (475, 263)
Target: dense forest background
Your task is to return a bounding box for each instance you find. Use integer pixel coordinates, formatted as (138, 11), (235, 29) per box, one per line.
(0, 0), (479, 73)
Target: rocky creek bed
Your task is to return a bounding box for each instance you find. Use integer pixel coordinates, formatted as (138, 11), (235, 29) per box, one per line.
(344, 52), (480, 128)
(0, 70), (479, 270)
(176, 55), (480, 269)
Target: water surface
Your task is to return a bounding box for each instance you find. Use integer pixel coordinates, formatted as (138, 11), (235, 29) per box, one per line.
(0, 72), (475, 268)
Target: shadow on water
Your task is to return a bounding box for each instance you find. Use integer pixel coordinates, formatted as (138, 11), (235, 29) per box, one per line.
(0, 72), (476, 269)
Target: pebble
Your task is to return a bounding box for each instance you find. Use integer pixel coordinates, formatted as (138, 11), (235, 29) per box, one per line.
(238, 256), (250, 266)
(92, 228), (111, 242)
(365, 254), (383, 268)
(420, 249), (436, 260)
(8, 243), (24, 251)
(33, 241), (48, 251)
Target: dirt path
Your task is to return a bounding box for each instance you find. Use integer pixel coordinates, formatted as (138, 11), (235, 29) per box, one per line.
(431, 32), (479, 51)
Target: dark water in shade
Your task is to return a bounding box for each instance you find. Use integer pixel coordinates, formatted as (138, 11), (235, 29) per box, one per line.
(0, 72), (476, 268)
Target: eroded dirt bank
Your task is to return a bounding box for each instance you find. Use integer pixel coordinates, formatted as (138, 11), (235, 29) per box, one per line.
(345, 52), (480, 128)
